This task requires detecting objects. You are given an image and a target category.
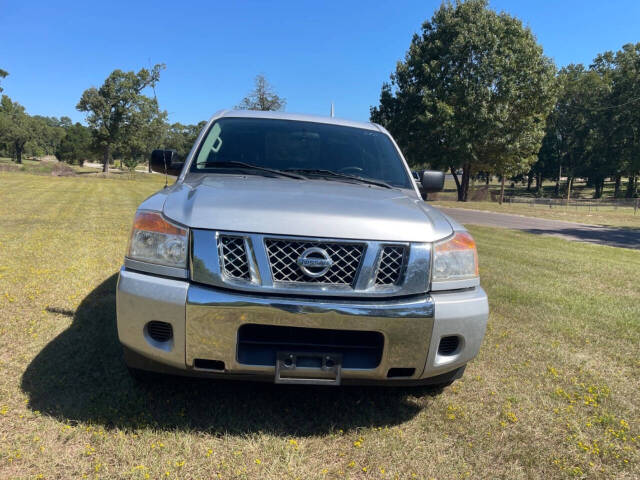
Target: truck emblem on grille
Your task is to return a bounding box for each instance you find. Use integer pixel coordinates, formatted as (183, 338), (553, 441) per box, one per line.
(297, 247), (334, 278)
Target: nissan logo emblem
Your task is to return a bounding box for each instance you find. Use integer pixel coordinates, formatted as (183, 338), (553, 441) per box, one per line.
(296, 247), (333, 277)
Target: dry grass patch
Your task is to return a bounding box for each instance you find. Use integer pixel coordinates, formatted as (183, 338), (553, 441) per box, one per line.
(0, 171), (638, 479)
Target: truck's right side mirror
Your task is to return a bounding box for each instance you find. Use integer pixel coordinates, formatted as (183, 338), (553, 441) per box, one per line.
(421, 170), (445, 193)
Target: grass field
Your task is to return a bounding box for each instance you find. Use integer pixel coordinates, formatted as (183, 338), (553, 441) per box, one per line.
(432, 200), (640, 229)
(1, 171), (638, 479)
(436, 177), (633, 201)
(0, 157), (152, 176)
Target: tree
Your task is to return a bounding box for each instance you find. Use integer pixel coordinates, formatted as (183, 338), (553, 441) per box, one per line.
(370, 0), (556, 201)
(164, 121), (206, 158)
(119, 96), (167, 172)
(0, 95), (36, 164)
(608, 44), (640, 197)
(76, 64), (165, 173)
(0, 69), (7, 93)
(236, 75), (286, 111)
(56, 122), (94, 165)
(30, 116), (66, 157)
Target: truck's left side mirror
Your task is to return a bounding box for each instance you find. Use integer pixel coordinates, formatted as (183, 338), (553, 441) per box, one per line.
(150, 149), (184, 176)
(421, 170), (445, 193)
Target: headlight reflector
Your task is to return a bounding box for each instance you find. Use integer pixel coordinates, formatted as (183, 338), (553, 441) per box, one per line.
(127, 211), (188, 268)
(432, 231), (478, 282)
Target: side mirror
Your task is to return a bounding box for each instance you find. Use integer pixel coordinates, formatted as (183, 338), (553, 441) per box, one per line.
(150, 149), (184, 176)
(421, 170), (445, 193)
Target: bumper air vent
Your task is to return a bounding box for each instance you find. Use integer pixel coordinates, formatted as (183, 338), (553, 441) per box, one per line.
(146, 321), (173, 343)
(237, 324), (383, 368)
(193, 359), (225, 371)
(387, 368), (415, 378)
(438, 336), (460, 356)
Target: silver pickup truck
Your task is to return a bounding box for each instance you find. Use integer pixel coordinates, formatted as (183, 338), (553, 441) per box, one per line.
(117, 110), (488, 387)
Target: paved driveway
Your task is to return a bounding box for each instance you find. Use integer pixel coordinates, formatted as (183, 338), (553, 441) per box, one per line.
(438, 207), (640, 250)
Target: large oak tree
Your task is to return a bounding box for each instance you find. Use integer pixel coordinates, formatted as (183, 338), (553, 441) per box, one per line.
(371, 0), (556, 201)
(76, 64), (165, 173)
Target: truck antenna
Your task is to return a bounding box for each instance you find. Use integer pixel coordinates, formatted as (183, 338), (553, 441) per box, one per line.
(330, 101), (335, 118)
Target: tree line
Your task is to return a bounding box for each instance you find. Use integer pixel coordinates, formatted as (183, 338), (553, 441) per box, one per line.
(0, 68), (282, 173)
(2, 0), (637, 198)
(371, 0), (640, 200)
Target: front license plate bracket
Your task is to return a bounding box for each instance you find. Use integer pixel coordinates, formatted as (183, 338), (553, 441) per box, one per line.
(275, 352), (342, 385)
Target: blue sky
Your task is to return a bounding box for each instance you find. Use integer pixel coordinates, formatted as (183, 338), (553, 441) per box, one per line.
(2, 0), (639, 125)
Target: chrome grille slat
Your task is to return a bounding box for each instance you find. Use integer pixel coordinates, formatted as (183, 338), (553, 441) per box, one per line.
(218, 235), (250, 280)
(375, 246), (406, 285)
(265, 239), (364, 285)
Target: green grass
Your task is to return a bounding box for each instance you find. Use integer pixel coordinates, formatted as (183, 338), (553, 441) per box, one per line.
(0, 171), (638, 479)
(431, 200), (640, 228)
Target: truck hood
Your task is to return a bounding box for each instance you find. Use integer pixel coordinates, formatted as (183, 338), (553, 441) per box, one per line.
(159, 174), (454, 242)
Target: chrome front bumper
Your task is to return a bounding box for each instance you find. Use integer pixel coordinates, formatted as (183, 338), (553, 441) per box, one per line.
(116, 267), (488, 383)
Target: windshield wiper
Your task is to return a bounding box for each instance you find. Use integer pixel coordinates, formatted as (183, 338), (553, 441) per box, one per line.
(201, 161), (306, 180)
(284, 168), (393, 189)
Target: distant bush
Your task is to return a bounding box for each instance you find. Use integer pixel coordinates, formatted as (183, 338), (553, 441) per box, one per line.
(50, 162), (75, 177)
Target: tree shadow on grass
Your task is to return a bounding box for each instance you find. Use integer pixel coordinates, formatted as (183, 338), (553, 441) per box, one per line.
(21, 274), (437, 436)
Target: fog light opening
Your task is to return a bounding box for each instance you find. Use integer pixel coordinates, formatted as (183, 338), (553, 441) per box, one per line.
(145, 321), (173, 343)
(438, 335), (460, 356)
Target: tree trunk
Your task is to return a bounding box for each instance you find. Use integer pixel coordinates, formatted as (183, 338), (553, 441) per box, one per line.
(536, 172), (542, 193)
(614, 175), (621, 197)
(526, 172), (533, 191)
(499, 175), (505, 205)
(460, 163), (471, 202)
(626, 175), (636, 198)
(594, 179), (602, 199)
(566, 176), (573, 203)
(103, 144), (110, 173)
(485, 172), (490, 185)
(15, 140), (23, 164)
(450, 166), (462, 201)
(555, 164), (562, 197)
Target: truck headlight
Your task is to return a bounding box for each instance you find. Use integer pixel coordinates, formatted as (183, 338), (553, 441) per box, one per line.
(432, 231), (478, 283)
(127, 211), (188, 268)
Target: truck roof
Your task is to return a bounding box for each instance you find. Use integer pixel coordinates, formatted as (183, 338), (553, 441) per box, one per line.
(213, 109), (383, 132)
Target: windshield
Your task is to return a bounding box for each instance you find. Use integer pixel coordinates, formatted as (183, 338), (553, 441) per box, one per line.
(190, 117), (412, 188)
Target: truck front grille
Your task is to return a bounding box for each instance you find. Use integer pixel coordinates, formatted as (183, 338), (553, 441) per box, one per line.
(265, 239), (364, 285)
(375, 246), (407, 285)
(191, 229), (430, 298)
(218, 235), (250, 280)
